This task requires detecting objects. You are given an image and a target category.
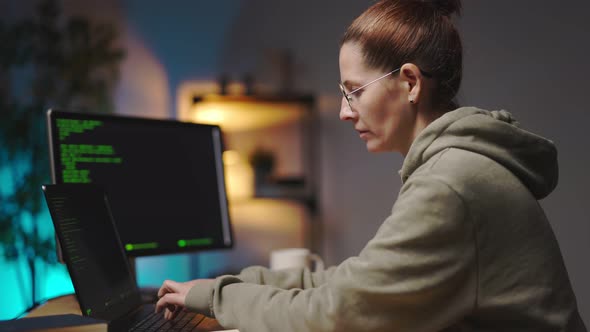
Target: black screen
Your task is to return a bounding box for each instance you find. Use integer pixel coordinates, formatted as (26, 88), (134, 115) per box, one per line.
(46, 109), (232, 258)
(42, 184), (141, 320)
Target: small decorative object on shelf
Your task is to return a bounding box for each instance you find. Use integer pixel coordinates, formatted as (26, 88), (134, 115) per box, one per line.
(249, 148), (275, 186)
(185, 89), (322, 251)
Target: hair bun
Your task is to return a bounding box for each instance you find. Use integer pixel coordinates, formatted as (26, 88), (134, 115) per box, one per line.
(430, 0), (462, 17)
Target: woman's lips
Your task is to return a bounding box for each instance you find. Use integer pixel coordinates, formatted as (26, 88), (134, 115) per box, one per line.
(357, 130), (370, 139)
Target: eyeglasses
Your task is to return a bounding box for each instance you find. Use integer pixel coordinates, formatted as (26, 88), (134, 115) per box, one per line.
(339, 68), (400, 110)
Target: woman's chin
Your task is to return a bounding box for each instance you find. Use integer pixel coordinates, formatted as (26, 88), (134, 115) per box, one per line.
(365, 139), (395, 153)
(366, 142), (384, 153)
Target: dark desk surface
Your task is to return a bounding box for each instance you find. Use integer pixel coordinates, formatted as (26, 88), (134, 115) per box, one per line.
(26, 294), (83, 318)
(25, 294), (231, 331)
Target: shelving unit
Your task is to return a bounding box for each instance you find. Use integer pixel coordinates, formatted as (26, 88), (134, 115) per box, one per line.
(180, 93), (322, 253)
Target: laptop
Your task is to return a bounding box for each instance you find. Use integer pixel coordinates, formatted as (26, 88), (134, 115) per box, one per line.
(42, 183), (208, 331)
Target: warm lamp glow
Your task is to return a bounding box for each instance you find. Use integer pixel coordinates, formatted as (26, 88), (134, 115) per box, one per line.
(222, 150), (241, 166)
(190, 99), (307, 132)
(193, 108), (225, 125)
(223, 150), (254, 200)
(231, 199), (308, 235)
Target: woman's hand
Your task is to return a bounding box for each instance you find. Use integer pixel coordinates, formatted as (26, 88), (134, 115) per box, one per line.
(155, 279), (209, 320)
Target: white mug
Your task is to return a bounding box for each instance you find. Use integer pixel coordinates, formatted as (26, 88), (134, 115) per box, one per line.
(269, 248), (324, 271)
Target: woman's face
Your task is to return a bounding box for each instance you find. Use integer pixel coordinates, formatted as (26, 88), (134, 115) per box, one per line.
(339, 42), (415, 154)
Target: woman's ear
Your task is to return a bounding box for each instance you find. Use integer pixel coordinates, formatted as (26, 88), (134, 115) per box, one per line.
(399, 63), (423, 104)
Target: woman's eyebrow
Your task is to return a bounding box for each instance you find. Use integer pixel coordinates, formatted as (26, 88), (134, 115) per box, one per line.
(341, 79), (360, 88)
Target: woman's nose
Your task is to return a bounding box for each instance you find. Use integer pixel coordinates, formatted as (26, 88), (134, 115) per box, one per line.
(339, 98), (356, 121)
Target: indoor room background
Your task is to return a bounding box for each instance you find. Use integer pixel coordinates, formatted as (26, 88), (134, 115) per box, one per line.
(1, 0), (588, 325)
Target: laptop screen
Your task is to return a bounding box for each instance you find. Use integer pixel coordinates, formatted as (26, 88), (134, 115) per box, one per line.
(42, 184), (142, 321)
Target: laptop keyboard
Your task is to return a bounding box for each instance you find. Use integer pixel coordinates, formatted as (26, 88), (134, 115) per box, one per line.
(130, 311), (205, 331)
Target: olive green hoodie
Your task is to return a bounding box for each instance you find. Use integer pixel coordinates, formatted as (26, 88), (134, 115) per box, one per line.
(185, 107), (587, 332)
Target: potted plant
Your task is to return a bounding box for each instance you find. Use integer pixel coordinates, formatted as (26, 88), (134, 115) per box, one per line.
(0, 0), (125, 315)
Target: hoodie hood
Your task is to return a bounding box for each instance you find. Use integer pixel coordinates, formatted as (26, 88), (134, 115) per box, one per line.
(400, 107), (558, 199)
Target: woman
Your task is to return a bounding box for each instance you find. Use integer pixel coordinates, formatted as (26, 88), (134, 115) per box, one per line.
(156, 1), (587, 331)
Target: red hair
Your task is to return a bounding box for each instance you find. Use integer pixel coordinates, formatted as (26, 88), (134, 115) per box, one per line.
(342, 0), (463, 110)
